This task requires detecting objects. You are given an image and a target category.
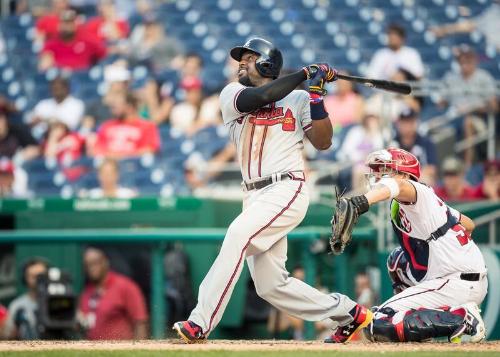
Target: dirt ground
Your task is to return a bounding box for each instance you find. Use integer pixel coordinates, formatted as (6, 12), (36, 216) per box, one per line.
(0, 340), (498, 352)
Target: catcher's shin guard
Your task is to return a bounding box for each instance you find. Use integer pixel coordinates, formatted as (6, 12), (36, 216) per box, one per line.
(365, 308), (465, 342)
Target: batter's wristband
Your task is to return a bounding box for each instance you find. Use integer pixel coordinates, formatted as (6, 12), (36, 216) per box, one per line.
(310, 101), (328, 120)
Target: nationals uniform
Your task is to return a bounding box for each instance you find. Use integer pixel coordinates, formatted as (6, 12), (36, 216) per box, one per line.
(377, 180), (488, 318)
(187, 81), (357, 336)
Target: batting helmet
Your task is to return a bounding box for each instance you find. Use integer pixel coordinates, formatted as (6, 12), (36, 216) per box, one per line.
(366, 147), (421, 181)
(230, 38), (283, 79)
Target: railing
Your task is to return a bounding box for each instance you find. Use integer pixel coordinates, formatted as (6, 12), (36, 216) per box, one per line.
(0, 227), (342, 340)
(474, 209), (500, 246)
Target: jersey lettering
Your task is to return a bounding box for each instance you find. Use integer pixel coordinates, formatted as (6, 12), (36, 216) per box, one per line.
(249, 108), (296, 132)
(399, 209), (412, 233)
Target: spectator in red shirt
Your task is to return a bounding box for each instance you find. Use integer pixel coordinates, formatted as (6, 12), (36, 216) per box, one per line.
(79, 247), (148, 340)
(34, 0), (72, 44)
(89, 92), (161, 159)
(476, 160), (499, 201)
(39, 9), (107, 72)
(433, 156), (481, 201)
(84, 0), (130, 49)
(43, 121), (84, 164)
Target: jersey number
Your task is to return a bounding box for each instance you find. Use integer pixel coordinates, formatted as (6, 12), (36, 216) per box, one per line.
(452, 225), (471, 246)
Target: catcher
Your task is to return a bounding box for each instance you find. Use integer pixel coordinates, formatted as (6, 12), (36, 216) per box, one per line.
(330, 147), (488, 342)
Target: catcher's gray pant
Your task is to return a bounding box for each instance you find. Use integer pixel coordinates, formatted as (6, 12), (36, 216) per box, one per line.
(188, 179), (357, 335)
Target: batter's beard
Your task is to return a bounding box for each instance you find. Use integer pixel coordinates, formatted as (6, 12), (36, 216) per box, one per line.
(238, 75), (255, 87)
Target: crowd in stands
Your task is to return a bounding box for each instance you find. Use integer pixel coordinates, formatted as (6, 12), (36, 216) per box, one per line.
(0, 0), (497, 203)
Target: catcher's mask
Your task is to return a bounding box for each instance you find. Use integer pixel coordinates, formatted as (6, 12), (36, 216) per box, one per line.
(365, 148), (421, 186)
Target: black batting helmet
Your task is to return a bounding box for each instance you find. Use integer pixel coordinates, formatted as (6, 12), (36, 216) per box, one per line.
(230, 38), (283, 79)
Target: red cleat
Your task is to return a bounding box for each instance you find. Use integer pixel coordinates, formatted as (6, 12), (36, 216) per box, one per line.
(324, 305), (374, 343)
(173, 320), (206, 344)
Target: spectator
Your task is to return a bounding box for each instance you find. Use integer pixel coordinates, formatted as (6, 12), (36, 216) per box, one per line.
(431, 2), (500, 51)
(39, 9), (107, 72)
(367, 23), (424, 80)
(34, 0), (73, 44)
(169, 77), (203, 135)
(324, 72), (364, 130)
(79, 247), (148, 340)
(82, 81), (128, 132)
(475, 160), (499, 201)
(433, 157), (480, 202)
(84, 0), (130, 49)
(438, 45), (497, 166)
(29, 76), (85, 140)
(42, 121), (84, 164)
(82, 158), (137, 198)
(125, 12), (184, 73)
(354, 272), (375, 308)
(134, 78), (174, 125)
(0, 109), (40, 162)
(5, 258), (49, 339)
(390, 108), (438, 185)
(181, 53), (203, 80)
(336, 114), (384, 191)
(89, 92), (161, 159)
(365, 68), (422, 122)
(0, 158), (29, 198)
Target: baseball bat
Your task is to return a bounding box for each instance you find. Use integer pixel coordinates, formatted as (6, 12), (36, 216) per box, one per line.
(336, 73), (412, 95)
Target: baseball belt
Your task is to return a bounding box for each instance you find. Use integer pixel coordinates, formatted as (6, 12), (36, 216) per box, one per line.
(243, 171), (304, 191)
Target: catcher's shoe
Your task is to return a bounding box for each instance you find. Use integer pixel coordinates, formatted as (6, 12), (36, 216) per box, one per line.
(324, 304), (374, 343)
(173, 320), (206, 344)
(449, 303), (486, 343)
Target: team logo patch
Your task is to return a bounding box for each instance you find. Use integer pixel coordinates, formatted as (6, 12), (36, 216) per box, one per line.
(249, 104), (296, 131)
(398, 209), (412, 233)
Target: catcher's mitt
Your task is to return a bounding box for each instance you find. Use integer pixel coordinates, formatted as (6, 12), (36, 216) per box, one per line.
(330, 189), (370, 255)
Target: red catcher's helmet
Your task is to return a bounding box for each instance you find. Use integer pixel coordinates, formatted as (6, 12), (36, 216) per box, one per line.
(366, 147), (421, 180)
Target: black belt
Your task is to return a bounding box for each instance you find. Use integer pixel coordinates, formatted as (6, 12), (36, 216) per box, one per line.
(460, 273), (481, 281)
(243, 172), (302, 191)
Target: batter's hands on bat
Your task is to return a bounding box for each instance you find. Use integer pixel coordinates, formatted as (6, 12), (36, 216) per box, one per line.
(329, 190), (369, 255)
(303, 63), (338, 82)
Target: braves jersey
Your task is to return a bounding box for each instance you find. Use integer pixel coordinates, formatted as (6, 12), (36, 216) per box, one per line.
(391, 180), (486, 283)
(220, 82), (312, 182)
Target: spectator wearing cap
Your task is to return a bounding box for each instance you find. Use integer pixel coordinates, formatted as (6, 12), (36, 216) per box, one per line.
(88, 92), (160, 159)
(438, 45), (498, 167)
(0, 107), (40, 162)
(367, 23), (425, 80)
(476, 160), (499, 201)
(0, 158), (29, 198)
(83, 0), (130, 50)
(365, 68), (422, 122)
(28, 76), (85, 140)
(169, 76), (204, 135)
(124, 11), (185, 73)
(80, 158), (137, 199)
(324, 71), (365, 130)
(390, 108), (438, 185)
(433, 157), (481, 202)
(39, 9), (107, 72)
(79, 247), (148, 340)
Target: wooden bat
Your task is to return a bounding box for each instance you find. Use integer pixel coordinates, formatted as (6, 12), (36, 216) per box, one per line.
(336, 73), (412, 95)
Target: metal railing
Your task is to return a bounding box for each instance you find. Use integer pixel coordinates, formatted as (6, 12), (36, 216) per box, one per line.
(474, 209), (500, 246)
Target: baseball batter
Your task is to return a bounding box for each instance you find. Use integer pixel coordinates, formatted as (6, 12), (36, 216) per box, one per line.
(173, 38), (372, 343)
(336, 147), (488, 342)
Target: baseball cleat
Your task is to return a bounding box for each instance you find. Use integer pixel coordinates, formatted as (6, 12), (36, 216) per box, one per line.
(324, 304), (374, 343)
(449, 303), (486, 343)
(173, 320), (206, 344)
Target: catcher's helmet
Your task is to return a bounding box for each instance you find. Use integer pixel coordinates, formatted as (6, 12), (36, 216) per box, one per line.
(366, 147), (421, 181)
(230, 38), (283, 79)
(386, 246), (413, 292)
